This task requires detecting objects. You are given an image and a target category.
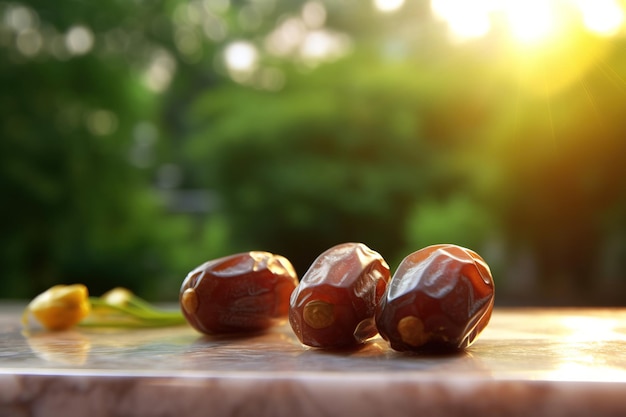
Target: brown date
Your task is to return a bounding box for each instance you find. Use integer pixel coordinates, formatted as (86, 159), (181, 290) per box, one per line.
(179, 251), (298, 334)
(375, 244), (494, 352)
(289, 242), (390, 348)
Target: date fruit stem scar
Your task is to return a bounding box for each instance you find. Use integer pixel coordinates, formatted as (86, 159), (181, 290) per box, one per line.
(181, 288), (199, 314)
(303, 300), (335, 329)
(397, 315), (430, 347)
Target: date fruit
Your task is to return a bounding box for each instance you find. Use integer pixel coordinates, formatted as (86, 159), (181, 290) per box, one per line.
(376, 244), (494, 352)
(180, 251), (298, 334)
(289, 242), (391, 348)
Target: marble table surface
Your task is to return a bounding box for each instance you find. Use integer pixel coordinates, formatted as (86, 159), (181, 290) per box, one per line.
(1, 303), (626, 417)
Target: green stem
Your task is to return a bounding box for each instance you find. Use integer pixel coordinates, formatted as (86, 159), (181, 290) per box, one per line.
(79, 317), (185, 328)
(82, 297), (186, 328)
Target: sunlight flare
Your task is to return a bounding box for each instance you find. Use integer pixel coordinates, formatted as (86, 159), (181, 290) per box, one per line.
(577, 0), (625, 36)
(504, 0), (555, 43)
(428, 0), (625, 96)
(431, 0), (493, 40)
(430, 0), (626, 42)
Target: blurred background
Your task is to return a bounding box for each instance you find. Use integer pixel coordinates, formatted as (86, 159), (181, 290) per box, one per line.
(1, 0), (625, 306)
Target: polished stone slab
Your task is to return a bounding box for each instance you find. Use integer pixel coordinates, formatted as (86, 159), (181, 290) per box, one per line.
(2, 304), (626, 416)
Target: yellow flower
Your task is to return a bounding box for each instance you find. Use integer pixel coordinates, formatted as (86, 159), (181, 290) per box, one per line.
(23, 284), (185, 330)
(22, 284), (91, 331)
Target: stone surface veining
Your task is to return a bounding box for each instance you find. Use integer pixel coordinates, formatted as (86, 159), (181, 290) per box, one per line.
(2, 304), (626, 417)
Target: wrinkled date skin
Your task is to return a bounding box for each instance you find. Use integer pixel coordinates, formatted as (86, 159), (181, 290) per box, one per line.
(179, 251), (298, 334)
(289, 242), (390, 349)
(376, 244), (495, 353)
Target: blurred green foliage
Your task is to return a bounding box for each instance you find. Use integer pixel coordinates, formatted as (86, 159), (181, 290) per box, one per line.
(2, 0), (626, 304)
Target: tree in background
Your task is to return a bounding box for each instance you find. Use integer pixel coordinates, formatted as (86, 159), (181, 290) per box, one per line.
(2, 0), (626, 304)
(180, 0), (626, 303)
(0, 0), (201, 298)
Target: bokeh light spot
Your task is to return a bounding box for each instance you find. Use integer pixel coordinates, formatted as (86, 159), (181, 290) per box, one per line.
(224, 40), (259, 72)
(431, 0), (492, 41)
(143, 49), (177, 93)
(16, 28), (42, 56)
(374, 0), (405, 13)
(577, 0), (624, 36)
(504, 0), (555, 44)
(302, 1), (326, 28)
(65, 25), (94, 55)
(5, 4), (38, 32)
(86, 109), (118, 136)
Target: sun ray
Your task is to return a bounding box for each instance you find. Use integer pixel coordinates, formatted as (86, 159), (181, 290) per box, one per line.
(579, 77), (604, 128)
(513, 78), (523, 146)
(596, 59), (626, 92)
(543, 75), (558, 152)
